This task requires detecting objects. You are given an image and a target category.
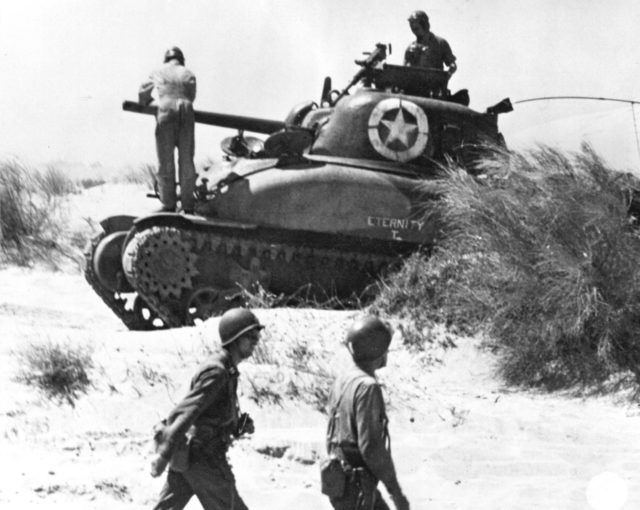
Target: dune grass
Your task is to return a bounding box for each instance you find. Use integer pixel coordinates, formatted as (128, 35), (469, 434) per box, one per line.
(0, 159), (158, 266)
(13, 340), (94, 406)
(0, 159), (71, 264)
(375, 143), (640, 390)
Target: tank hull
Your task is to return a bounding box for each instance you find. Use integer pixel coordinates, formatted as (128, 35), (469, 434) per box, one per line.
(85, 161), (436, 329)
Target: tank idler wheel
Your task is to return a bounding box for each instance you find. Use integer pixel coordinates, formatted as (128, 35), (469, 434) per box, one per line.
(185, 287), (236, 325)
(132, 295), (166, 330)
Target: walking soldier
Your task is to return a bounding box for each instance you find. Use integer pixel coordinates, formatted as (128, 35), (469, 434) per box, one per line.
(322, 316), (410, 510)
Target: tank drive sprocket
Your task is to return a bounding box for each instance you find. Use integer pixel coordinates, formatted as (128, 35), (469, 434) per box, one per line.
(122, 225), (199, 300)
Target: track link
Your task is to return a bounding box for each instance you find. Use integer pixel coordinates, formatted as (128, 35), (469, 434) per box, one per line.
(84, 232), (165, 330)
(123, 224), (406, 328)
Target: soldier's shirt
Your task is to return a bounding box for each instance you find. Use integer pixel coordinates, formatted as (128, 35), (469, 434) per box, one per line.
(155, 348), (239, 460)
(326, 366), (401, 494)
(404, 31), (456, 70)
(138, 60), (197, 120)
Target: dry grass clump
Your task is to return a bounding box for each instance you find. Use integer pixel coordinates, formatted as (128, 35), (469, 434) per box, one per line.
(242, 281), (366, 312)
(38, 164), (78, 195)
(0, 159), (72, 264)
(115, 163), (156, 187)
(376, 143), (640, 390)
(13, 340), (94, 405)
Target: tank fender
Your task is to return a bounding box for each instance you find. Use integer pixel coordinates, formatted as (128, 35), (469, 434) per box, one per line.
(99, 215), (136, 235)
(133, 213), (258, 231)
(133, 213), (195, 231)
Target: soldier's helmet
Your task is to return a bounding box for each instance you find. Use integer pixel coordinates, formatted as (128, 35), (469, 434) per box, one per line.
(219, 308), (264, 346)
(408, 10), (430, 27)
(345, 316), (392, 361)
(164, 46), (185, 65)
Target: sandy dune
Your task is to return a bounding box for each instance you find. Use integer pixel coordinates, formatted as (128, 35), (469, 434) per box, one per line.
(2, 264), (640, 510)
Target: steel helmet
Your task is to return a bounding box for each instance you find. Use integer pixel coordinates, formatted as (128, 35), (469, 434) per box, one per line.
(164, 46), (185, 64)
(345, 316), (392, 361)
(218, 308), (264, 346)
(408, 10), (429, 26)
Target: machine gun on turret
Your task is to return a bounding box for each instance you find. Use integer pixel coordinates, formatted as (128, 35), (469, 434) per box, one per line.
(332, 43), (454, 101)
(335, 43), (390, 102)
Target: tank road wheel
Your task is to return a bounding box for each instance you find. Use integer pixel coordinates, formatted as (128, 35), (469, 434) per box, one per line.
(132, 295), (166, 330)
(185, 287), (237, 325)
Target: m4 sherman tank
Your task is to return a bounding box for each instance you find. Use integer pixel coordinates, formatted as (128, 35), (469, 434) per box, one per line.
(85, 43), (512, 330)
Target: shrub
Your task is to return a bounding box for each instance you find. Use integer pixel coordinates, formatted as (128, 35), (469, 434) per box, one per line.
(14, 340), (94, 405)
(0, 159), (68, 263)
(241, 282), (363, 311)
(376, 143), (640, 390)
(78, 177), (106, 189)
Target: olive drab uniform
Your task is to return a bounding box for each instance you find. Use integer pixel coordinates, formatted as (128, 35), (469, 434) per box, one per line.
(325, 367), (401, 510)
(139, 60), (197, 212)
(404, 32), (456, 71)
(152, 348), (249, 510)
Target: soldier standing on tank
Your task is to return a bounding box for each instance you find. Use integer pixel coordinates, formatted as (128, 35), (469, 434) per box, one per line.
(404, 10), (457, 77)
(139, 46), (197, 214)
(149, 308), (264, 510)
(323, 316), (410, 510)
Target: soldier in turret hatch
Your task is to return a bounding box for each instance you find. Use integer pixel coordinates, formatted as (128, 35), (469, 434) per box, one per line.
(404, 10), (457, 77)
(139, 46), (197, 214)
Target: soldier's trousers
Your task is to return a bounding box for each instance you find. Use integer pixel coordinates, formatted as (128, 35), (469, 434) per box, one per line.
(329, 470), (390, 510)
(153, 449), (249, 510)
(155, 103), (195, 212)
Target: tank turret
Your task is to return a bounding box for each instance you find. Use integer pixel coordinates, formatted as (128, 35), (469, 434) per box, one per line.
(85, 44), (511, 330)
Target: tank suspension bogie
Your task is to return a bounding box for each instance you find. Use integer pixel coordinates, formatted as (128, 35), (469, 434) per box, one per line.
(120, 224), (403, 328)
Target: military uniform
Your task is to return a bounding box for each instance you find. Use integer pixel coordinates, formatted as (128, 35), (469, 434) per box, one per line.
(139, 60), (197, 212)
(404, 32), (456, 70)
(325, 366), (402, 510)
(152, 348), (249, 510)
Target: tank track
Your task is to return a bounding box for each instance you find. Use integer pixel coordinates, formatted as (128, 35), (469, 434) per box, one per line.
(123, 223), (410, 329)
(84, 232), (163, 331)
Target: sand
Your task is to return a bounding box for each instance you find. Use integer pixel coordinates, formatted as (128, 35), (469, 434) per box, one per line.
(1, 184), (640, 509)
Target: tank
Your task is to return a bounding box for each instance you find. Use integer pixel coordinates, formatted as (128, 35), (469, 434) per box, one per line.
(85, 43), (512, 330)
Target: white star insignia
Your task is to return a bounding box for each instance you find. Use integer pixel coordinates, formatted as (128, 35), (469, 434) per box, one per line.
(368, 98), (430, 162)
(380, 107), (419, 149)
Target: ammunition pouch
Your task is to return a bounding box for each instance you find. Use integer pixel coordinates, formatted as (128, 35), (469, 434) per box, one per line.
(320, 454), (347, 498)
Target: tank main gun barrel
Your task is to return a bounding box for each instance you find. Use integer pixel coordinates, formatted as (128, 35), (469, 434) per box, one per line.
(122, 100), (286, 135)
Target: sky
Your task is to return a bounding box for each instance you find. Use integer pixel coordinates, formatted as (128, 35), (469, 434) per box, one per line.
(2, 0), (640, 174)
